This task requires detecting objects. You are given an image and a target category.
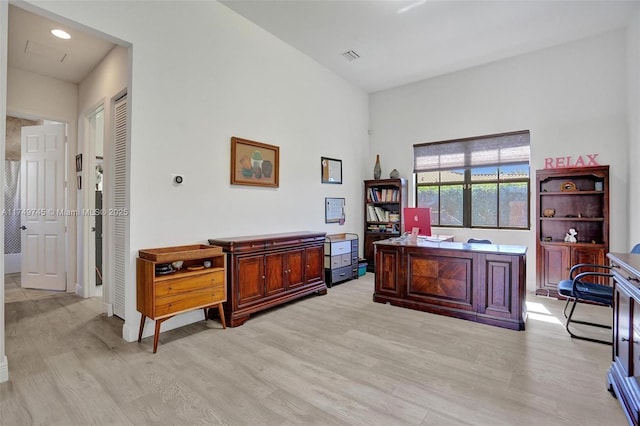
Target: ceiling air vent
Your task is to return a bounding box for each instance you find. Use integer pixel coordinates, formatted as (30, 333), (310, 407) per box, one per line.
(341, 50), (360, 62)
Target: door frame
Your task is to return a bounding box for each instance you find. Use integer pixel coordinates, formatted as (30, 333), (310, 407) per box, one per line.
(81, 101), (106, 299)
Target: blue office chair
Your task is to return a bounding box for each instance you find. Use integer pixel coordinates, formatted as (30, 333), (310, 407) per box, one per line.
(557, 243), (640, 345)
(467, 238), (492, 244)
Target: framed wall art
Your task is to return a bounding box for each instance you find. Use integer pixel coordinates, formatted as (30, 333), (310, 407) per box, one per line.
(321, 157), (342, 184)
(230, 137), (279, 188)
(325, 197), (345, 224)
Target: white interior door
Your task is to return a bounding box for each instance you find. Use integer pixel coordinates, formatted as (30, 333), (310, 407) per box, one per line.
(20, 124), (66, 291)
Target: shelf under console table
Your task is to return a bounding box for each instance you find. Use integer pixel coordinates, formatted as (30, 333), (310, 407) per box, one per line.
(208, 231), (328, 327)
(374, 239), (527, 330)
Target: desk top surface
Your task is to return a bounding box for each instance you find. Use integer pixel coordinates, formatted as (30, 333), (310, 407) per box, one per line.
(374, 237), (527, 256)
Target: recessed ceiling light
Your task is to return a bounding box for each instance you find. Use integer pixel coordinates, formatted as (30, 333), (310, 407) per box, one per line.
(51, 29), (71, 40)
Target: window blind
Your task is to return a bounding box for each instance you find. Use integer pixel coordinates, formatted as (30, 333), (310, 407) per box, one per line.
(413, 130), (530, 172)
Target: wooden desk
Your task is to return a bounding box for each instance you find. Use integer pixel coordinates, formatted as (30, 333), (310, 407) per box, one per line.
(608, 252), (640, 425)
(374, 239), (527, 330)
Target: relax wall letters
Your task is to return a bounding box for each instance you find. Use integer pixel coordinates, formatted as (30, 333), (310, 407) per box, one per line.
(544, 154), (600, 169)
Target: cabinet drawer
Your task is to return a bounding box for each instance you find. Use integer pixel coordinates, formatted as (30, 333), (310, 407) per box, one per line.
(155, 271), (224, 297)
(331, 265), (357, 283)
(155, 285), (226, 317)
(341, 253), (352, 267)
(331, 241), (351, 254)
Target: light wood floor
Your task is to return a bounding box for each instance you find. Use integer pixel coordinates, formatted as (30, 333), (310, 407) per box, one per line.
(0, 273), (627, 425)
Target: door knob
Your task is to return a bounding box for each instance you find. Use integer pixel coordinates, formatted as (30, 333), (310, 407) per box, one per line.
(20, 225), (26, 230)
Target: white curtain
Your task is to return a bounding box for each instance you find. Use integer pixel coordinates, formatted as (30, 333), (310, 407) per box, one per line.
(4, 160), (20, 254)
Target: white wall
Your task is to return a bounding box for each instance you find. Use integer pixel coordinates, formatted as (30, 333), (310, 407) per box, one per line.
(27, 0), (369, 340)
(628, 9), (640, 248)
(77, 45), (128, 301)
(370, 30), (629, 291)
(0, 0), (8, 384)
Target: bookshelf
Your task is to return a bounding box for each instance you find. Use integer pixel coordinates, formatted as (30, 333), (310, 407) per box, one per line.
(535, 166), (609, 297)
(363, 178), (407, 272)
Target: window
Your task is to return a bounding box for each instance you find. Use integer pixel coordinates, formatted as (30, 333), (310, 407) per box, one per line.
(414, 131), (530, 229)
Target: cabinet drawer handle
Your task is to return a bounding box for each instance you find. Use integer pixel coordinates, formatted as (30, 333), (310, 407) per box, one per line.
(622, 337), (629, 342)
(628, 276), (640, 283)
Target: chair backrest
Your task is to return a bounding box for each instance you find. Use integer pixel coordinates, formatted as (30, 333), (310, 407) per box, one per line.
(467, 238), (492, 244)
(632, 244), (640, 254)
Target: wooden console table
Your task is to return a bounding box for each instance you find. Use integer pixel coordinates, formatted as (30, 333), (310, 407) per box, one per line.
(136, 244), (227, 353)
(208, 231), (327, 327)
(374, 239), (527, 330)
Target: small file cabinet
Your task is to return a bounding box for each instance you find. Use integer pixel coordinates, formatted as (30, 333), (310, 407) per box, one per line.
(324, 233), (359, 287)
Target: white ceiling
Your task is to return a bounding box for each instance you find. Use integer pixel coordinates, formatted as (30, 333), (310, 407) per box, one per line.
(221, 0), (640, 93)
(7, 1), (639, 91)
(8, 4), (115, 84)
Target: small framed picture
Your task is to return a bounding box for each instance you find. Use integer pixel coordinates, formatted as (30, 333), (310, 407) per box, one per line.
(321, 157), (342, 184)
(75, 154), (83, 172)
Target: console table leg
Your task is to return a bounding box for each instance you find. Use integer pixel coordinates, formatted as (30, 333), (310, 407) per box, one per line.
(153, 319), (163, 353)
(218, 303), (226, 329)
(137, 315), (146, 343)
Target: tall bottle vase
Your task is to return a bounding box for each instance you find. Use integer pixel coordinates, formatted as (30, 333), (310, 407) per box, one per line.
(373, 154), (381, 180)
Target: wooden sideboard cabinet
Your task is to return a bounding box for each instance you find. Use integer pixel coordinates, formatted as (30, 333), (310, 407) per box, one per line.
(136, 244), (227, 353)
(324, 233), (359, 287)
(208, 231), (327, 327)
(374, 239), (527, 330)
(608, 252), (640, 425)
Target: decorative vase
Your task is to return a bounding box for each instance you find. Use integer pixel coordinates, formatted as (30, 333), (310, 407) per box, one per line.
(389, 168), (399, 179)
(262, 160), (273, 178)
(373, 154), (381, 179)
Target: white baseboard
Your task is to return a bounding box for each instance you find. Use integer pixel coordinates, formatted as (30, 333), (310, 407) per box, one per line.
(122, 310), (205, 343)
(0, 355), (8, 383)
(4, 254), (20, 274)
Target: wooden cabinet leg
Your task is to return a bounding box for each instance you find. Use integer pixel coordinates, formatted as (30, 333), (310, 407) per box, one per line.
(217, 303), (226, 329)
(138, 315), (146, 343)
(203, 308), (208, 321)
(153, 319), (162, 353)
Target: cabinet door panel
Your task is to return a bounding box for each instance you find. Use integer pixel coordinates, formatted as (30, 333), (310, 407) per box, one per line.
(265, 252), (285, 296)
(477, 255), (513, 318)
(572, 247), (608, 285)
(237, 255), (265, 306)
(305, 245), (324, 285)
(375, 246), (401, 296)
(541, 244), (570, 290)
(617, 289), (632, 375)
(287, 249), (305, 289)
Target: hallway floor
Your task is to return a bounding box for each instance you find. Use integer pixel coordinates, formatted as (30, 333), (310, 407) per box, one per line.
(4, 273), (65, 303)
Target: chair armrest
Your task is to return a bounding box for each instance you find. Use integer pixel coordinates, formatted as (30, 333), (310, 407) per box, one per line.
(569, 263), (612, 279)
(572, 271), (615, 290)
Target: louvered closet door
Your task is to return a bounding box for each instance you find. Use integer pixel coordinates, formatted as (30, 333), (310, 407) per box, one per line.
(113, 94), (128, 319)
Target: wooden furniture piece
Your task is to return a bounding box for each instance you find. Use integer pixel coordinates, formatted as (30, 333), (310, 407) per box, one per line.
(608, 252), (640, 425)
(324, 233), (359, 287)
(208, 231), (327, 327)
(136, 244), (227, 353)
(536, 166), (609, 297)
(374, 239), (527, 330)
(364, 178), (407, 272)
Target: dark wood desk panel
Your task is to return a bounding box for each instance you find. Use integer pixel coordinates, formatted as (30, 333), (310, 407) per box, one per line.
(374, 239), (527, 330)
